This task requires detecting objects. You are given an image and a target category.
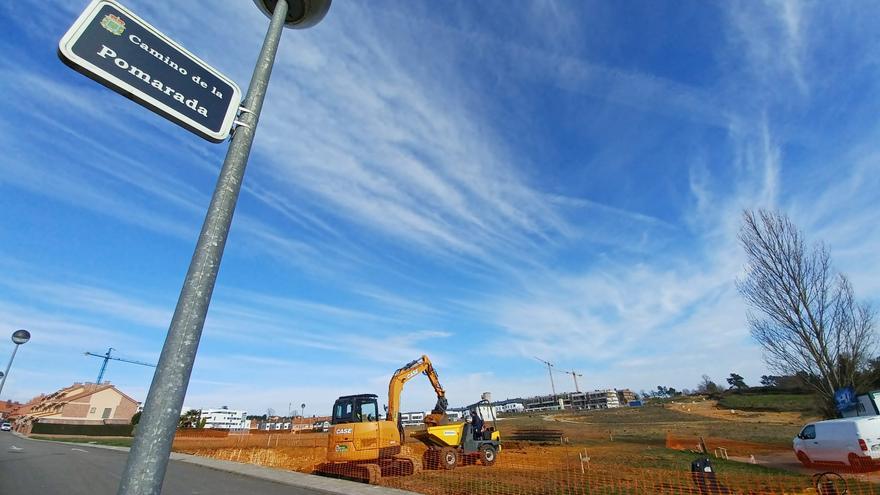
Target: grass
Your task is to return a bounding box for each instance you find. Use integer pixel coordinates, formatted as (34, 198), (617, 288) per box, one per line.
(31, 435), (133, 447)
(502, 405), (802, 447)
(717, 393), (816, 413)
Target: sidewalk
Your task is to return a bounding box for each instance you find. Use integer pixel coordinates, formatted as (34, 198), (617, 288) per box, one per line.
(21, 433), (419, 495)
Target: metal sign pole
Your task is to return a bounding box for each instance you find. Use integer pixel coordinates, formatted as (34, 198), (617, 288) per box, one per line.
(116, 2), (290, 493)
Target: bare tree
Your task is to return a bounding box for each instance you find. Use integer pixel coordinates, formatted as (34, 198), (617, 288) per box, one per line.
(737, 210), (876, 417)
(696, 374), (722, 395)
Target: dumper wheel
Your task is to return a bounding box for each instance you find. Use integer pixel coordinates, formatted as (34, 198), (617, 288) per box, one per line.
(440, 447), (458, 470)
(479, 444), (497, 466)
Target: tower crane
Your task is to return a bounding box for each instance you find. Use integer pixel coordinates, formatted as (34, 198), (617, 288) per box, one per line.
(556, 369), (584, 393)
(534, 357), (557, 396)
(85, 347), (156, 383)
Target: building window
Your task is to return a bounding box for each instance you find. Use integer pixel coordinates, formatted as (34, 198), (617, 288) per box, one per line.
(90, 407), (96, 414)
(102, 408), (112, 419)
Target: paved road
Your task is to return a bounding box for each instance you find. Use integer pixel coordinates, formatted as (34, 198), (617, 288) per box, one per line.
(0, 432), (324, 495)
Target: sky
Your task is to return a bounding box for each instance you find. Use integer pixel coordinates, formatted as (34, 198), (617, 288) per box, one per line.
(1, 1), (879, 417)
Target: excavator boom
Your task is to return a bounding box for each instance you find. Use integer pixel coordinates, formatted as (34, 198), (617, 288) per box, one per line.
(386, 355), (446, 425)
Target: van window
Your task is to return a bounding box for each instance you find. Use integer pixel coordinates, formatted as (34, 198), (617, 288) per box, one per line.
(801, 425), (816, 439)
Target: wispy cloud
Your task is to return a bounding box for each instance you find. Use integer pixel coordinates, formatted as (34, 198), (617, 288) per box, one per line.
(723, 0), (810, 98)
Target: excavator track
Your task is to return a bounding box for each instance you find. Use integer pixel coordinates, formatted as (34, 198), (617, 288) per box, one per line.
(315, 462), (382, 484)
(386, 453), (422, 476)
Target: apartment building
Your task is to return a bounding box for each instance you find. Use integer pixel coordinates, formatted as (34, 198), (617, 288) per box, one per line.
(493, 399), (526, 414)
(254, 415), (331, 431)
(586, 389), (621, 409)
(201, 408), (248, 430)
(617, 389), (637, 405)
(524, 394), (567, 411)
(523, 389), (623, 412)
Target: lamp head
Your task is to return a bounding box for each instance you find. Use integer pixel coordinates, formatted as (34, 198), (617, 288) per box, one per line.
(252, 0), (331, 29)
(11, 329), (30, 345)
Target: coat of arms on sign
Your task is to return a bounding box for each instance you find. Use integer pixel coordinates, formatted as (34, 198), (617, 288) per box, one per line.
(100, 14), (126, 35)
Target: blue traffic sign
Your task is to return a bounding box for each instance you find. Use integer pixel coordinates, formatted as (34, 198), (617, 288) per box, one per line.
(59, 0), (241, 142)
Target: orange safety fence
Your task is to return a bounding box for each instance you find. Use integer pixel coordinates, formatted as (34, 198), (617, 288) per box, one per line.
(173, 431), (327, 450)
(174, 428), (230, 438)
(171, 431), (880, 495)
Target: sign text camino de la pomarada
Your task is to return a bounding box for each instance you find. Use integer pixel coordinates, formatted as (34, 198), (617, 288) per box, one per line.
(59, 0), (241, 143)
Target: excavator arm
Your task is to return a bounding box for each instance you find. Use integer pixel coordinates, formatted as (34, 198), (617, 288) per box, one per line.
(386, 355), (447, 426)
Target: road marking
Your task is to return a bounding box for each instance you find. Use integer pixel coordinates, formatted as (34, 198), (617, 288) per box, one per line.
(8, 445), (23, 452)
(71, 448), (89, 452)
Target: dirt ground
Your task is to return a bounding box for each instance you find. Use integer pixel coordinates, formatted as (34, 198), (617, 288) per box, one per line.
(172, 410), (880, 495)
(667, 399), (815, 424)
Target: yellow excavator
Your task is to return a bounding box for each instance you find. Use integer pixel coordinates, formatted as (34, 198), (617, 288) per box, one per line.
(317, 355), (501, 483)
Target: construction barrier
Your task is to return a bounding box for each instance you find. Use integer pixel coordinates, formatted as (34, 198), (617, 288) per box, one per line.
(174, 428), (230, 438)
(171, 429), (880, 494)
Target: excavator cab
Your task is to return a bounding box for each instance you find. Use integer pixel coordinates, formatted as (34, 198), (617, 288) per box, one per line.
(326, 394), (404, 465)
(331, 394), (380, 424)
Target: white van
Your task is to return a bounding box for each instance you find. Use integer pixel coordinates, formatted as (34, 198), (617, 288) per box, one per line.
(794, 417), (880, 469)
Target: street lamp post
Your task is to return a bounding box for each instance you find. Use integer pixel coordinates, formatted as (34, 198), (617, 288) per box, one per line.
(0, 329), (31, 399)
(116, 2), (331, 494)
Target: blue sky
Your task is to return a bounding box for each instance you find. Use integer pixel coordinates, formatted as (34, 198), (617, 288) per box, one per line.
(1, 1), (879, 416)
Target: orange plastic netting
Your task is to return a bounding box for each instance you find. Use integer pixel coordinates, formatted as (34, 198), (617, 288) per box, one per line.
(169, 430), (879, 495)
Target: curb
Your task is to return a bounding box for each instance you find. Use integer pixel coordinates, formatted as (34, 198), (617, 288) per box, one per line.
(21, 436), (420, 495)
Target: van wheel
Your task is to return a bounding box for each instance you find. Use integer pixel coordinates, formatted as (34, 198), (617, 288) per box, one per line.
(796, 451), (812, 467)
(849, 453), (866, 471)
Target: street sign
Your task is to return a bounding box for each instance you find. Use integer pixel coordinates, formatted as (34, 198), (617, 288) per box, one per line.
(59, 0), (242, 143)
(835, 386), (858, 413)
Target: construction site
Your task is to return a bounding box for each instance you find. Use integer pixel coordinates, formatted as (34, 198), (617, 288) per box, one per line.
(167, 403), (879, 495)
(160, 356), (879, 495)
(9, 349), (880, 494)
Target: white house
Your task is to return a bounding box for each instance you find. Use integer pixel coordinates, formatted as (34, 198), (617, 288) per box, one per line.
(201, 408), (248, 430)
(446, 410), (464, 422)
(400, 411), (425, 427)
(496, 402), (525, 414)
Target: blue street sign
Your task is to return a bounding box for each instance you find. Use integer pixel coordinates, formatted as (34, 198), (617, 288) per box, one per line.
(835, 386), (858, 413)
(59, 0), (241, 142)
